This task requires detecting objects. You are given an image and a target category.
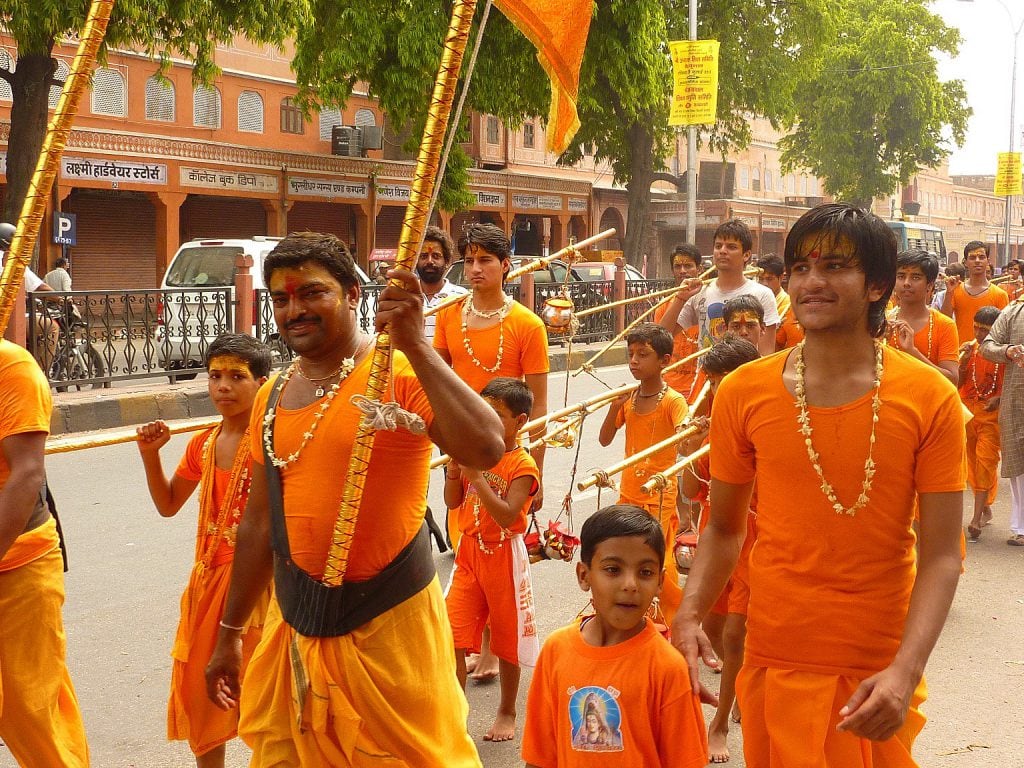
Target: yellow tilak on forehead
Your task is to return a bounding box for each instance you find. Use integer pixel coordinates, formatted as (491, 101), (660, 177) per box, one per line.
(729, 311), (762, 325)
(208, 355), (255, 379)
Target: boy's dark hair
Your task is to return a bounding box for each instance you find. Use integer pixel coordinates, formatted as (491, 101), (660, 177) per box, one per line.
(723, 295), (765, 326)
(974, 305), (1002, 326)
(579, 505), (665, 566)
(713, 219), (753, 253)
(480, 376), (534, 418)
(423, 225), (455, 264)
(701, 334), (760, 376)
(757, 253), (784, 277)
(784, 203), (896, 338)
(206, 333), (272, 378)
(945, 262), (966, 279)
(896, 248), (939, 284)
(671, 243), (703, 271)
(625, 322), (673, 358)
(963, 241), (987, 258)
(458, 223), (511, 261)
(264, 232), (361, 291)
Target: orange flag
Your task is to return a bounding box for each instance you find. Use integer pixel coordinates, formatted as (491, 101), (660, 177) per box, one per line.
(494, 0), (593, 154)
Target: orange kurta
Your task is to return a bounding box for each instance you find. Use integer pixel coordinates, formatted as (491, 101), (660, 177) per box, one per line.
(959, 342), (1004, 499)
(242, 352), (480, 767)
(774, 306), (804, 350)
(950, 283), (1009, 348)
(655, 302), (702, 398)
(889, 307), (959, 366)
(0, 341), (88, 768)
(711, 347), (966, 765)
(433, 298), (550, 394)
(168, 428), (268, 756)
(616, 388), (689, 623)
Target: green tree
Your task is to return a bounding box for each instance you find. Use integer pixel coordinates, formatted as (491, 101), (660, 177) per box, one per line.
(0, 0), (308, 223)
(778, 0), (970, 208)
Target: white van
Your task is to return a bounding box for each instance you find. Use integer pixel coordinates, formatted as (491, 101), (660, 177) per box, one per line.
(159, 236), (375, 377)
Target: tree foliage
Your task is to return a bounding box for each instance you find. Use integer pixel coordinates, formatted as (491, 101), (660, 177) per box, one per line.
(778, 0), (971, 207)
(0, 0), (308, 222)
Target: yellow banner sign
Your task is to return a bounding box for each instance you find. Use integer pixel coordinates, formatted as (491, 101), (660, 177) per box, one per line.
(669, 40), (720, 127)
(995, 152), (1023, 197)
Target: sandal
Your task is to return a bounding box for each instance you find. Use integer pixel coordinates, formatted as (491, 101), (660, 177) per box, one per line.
(967, 525), (982, 542)
(1006, 535), (1024, 546)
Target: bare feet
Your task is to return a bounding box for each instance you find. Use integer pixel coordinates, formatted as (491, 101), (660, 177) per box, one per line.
(731, 700), (741, 724)
(707, 723), (730, 763)
(484, 711), (516, 742)
(465, 653), (479, 674)
(983, 506), (993, 526)
(470, 648), (499, 682)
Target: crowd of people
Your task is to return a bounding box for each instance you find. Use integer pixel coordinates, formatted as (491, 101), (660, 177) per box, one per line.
(2, 204), (1020, 767)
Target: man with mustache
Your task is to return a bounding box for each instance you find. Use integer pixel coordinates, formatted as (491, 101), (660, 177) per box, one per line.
(418, 225), (467, 342)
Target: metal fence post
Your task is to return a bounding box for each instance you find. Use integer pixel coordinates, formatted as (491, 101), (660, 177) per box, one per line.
(520, 272), (535, 312)
(234, 253), (254, 335)
(614, 260), (626, 334)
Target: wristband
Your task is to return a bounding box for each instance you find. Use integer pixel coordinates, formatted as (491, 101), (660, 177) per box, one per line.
(219, 619), (245, 632)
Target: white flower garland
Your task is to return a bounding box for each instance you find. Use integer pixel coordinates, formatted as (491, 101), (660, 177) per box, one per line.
(460, 293), (514, 373)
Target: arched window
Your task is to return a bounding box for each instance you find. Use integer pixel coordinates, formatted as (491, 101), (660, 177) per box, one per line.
(800, 176), (808, 195)
(237, 90), (264, 133)
(0, 50), (13, 102)
(91, 67), (126, 117)
(752, 167), (761, 192)
(739, 166), (749, 189)
(765, 169), (773, 192)
(48, 60), (69, 109)
(280, 97), (304, 134)
(354, 108), (377, 127)
(193, 85), (221, 129)
(144, 75), (175, 122)
(319, 107), (341, 141)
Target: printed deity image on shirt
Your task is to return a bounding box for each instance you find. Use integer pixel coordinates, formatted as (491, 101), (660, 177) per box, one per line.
(569, 687), (623, 752)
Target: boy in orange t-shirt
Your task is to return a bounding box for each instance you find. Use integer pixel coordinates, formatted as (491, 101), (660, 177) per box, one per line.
(941, 240), (1009, 344)
(136, 333), (271, 768)
(959, 305), (1005, 541)
(522, 505), (707, 768)
(445, 377), (540, 743)
(599, 323), (689, 623)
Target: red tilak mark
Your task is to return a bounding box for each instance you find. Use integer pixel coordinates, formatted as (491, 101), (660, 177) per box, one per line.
(809, 250), (821, 261)
(283, 276), (300, 297)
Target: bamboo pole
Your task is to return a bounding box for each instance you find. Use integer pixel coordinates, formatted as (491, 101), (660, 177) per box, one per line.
(45, 416), (219, 455)
(324, 0), (477, 586)
(640, 444), (710, 494)
(0, 0), (114, 335)
(577, 423), (702, 492)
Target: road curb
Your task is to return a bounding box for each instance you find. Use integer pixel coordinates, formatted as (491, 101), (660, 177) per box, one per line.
(49, 344), (628, 436)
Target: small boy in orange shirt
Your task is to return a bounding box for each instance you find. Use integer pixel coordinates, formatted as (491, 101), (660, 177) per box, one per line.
(522, 505), (708, 767)
(599, 323), (689, 622)
(444, 376), (540, 743)
(959, 305), (1005, 541)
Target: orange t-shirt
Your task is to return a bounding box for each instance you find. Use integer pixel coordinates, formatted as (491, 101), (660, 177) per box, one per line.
(522, 618), (707, 768)
(177, 428), (253, 567)
(433, 299), (549, 393)
(654, 303), (700, 397)
(1004, 281), (1024, 302)
(0, 341), (54, 570)
(710, 347), (966, 677)
(951, 283), (1009, 347)
(774, 306), (804, 350)
(889, 307), (959, 365)
(455, 446), (539, 543)
(250, 352), (434, 581)
(616, 388), (689, 505)
(959, 341), (1004, 403)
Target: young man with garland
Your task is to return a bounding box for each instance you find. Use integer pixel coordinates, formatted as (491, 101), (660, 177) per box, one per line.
(674, 204), (966, 767)
(136, 333), (271, 767)
(940, 240), (1009, 346)
(204, 232), (505, 767)
(889, 249), (960, 385)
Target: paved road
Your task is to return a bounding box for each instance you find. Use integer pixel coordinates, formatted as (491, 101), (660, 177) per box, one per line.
(3, 366), (1022, 766)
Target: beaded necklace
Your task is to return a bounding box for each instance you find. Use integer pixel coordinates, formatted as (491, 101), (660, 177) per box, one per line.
(632, 385), (668, 479)
(197, 425), (251, 569)
(969, 346), (1000, 399)
(889, 307), (933, 359)
(461, 293), (514, 373)
(262, 355), (356, 468)
(794, 340), (883, 516)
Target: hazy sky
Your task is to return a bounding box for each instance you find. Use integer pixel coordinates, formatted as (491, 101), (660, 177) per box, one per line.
(933, 0), (1024, 174)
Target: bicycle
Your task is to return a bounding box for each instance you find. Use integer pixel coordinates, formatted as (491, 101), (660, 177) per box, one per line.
(38, 301), (109, 391)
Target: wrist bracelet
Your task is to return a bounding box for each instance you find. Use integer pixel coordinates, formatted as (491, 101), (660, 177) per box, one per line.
(219, 619), (245, 632)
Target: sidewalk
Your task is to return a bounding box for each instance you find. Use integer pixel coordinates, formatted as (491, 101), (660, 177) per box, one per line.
(49, 340), (627, 435)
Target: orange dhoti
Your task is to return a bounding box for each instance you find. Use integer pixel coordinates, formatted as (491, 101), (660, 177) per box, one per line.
(239, 577), (481, 767)
(964, 400), (1000, 505)
(737, 666), (927, 768)
(168, 557), (268, 756)
(0, 524), (89, 768)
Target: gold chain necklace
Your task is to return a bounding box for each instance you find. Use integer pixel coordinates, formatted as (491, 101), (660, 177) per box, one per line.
(794, 341), (883, 516)
(889, 307), (933, 359)
(294, 359), (353, 398)
(461, 293), (513, 373)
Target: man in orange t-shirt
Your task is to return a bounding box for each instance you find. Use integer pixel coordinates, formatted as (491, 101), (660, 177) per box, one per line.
(674, 204), (965, 767)
(204, 233), (505, 767)
(0, 340), (89, 767)
(940, 240), (1009, 345)
(888, 249), (960, 385)
(654, 244), (704, 400)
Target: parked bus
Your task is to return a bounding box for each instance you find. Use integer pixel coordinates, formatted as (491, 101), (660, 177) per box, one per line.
(886, 220), (947, 260)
